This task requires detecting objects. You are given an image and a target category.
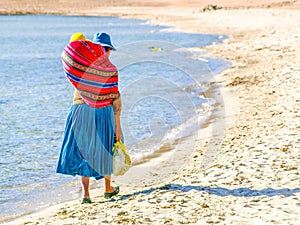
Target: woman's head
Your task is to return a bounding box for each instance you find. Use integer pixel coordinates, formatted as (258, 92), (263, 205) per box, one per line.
(103, 46), (111, 52)
(93, 32), (116, 51)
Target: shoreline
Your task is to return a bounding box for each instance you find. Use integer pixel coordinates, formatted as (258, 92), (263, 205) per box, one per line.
(1, 1), (300, 224)
(0, 13), (230, 224)
(0, 13), (229, 223)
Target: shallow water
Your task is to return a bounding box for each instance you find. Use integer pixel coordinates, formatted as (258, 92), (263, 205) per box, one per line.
(0, 15), (229, 221)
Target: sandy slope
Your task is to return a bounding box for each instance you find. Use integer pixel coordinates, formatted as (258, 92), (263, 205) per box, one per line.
(0, 0), (300, 15)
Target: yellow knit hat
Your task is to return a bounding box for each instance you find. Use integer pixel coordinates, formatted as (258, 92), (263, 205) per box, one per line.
(69, 32), (86, 42)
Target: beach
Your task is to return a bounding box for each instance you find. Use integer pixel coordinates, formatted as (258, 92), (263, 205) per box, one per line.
(1, 0), (300, 224)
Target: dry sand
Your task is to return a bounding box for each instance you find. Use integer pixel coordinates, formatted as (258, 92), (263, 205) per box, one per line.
(0, 0), (299, 224)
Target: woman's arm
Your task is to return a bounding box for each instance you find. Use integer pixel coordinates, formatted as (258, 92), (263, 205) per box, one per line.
(113, 95), (122, 141)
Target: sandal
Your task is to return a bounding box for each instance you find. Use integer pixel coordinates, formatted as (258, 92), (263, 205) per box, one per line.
(82, 197), (92, 204)
(104, 186), (120, 199)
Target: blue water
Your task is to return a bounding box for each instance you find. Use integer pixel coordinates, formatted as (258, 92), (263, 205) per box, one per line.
(0, 15), (229, 221)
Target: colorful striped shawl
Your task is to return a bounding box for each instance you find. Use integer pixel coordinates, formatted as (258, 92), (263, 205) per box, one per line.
(62, 40), (119, 108)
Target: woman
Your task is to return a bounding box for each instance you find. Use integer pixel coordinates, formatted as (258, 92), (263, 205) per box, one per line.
(56, 32), (122, 203)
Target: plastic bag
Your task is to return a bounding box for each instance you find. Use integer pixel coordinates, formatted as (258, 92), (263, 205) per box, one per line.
(112, 141), (131, 176)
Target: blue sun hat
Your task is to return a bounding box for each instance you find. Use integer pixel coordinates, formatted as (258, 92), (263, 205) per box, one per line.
(93, 32), (116, 51)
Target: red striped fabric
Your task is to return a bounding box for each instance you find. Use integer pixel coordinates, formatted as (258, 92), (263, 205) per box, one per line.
(62, 40), (119, 108)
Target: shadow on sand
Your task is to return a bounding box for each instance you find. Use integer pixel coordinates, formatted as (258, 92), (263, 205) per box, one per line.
(100, 183), (300, 203)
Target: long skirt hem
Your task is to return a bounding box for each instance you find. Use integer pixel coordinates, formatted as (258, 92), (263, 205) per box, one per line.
(56, 104), (115, 179)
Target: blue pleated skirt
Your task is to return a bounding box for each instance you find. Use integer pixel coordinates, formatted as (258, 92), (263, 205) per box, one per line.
(56, 104), (115, 179)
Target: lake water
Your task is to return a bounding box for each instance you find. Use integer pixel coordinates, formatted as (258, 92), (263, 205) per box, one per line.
(0, 15), (229, 221)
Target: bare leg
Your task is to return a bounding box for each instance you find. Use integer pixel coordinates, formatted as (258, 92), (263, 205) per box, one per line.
(103, 175), (119, 198)
(81, 176), (90, 198)
(104, 175), (115, 193)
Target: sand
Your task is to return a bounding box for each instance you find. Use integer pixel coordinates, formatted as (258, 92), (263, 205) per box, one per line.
(1, 0), (300, 224)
